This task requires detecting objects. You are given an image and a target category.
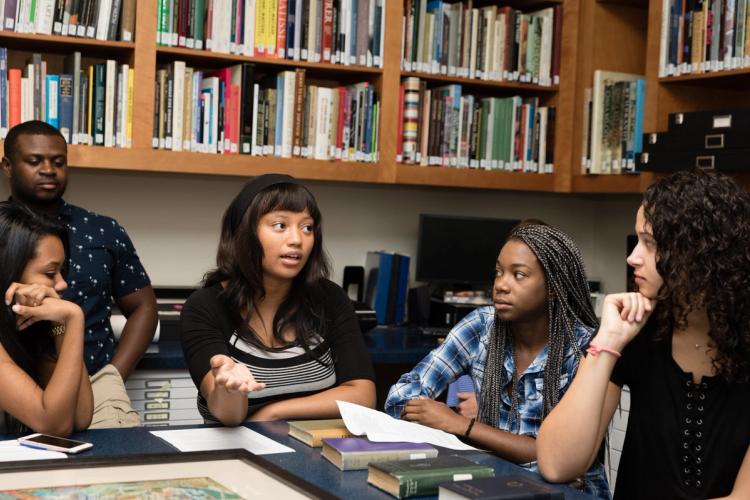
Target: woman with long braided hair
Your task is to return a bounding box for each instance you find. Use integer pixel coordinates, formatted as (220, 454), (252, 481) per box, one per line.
(384, 222), (610, 498)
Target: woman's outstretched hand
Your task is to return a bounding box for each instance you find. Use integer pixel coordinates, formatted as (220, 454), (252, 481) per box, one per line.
(210, 354), (266, 394)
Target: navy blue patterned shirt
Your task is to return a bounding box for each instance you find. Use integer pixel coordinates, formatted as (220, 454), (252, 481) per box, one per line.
(385, 306), (610, 499)
(57, 201), (151, 375)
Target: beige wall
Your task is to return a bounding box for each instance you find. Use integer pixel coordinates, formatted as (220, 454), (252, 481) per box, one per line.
(0, 169), (641, 293)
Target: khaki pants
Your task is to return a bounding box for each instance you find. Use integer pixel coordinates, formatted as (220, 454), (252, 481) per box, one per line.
(89, 364), (141, 429)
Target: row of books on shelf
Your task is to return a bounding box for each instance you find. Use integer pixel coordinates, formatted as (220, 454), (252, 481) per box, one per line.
(581, 70), (645, 175)
(0, 0), (136, 41)
(0, 50), (133, 147)
(157, 0), (385, 68)
(397, 77), (555, 173)
(658, 0), (750, 76)
(153, 61), (379, 162)
(401, 0), (562, 86)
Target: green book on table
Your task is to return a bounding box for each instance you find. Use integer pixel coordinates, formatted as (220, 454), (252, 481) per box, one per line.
(367, 455), (495, 498)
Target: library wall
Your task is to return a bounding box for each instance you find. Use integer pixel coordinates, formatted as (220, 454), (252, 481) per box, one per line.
(0, 171), (640, 292)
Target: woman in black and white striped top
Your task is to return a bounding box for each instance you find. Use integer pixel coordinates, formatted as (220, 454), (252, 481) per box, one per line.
(180, 174), (376, 425)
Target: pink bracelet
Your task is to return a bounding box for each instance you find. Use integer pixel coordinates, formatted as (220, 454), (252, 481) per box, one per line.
(587, 343), (621, 358)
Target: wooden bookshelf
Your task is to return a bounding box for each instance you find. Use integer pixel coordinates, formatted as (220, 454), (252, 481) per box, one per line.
(0, 31), (135, 53)
(659, 67), (750, 85)
(396, 164), (557, 191)
(66, 146), (390, 183)
(0, 0), (653, 195)
(400, 71), (558, 93)
(571, 174), (643, 194)
(156, 47), (383, 74)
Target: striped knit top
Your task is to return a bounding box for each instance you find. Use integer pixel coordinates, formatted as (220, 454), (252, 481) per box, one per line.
(180, 280), (374, 422)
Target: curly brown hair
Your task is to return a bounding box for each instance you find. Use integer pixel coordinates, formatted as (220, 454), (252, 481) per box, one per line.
(642, 169), (750, 383)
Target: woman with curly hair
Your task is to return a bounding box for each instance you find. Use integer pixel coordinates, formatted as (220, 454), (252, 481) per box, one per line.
(537, 169), (750, 499)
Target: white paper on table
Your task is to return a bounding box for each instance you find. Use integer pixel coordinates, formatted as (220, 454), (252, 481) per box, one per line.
(0, 440), (67, 461)
(150, 427), (294, 455)
(337, 401), (477, 451)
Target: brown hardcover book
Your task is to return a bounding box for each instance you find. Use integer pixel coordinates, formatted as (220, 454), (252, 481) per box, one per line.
(267, 87), (277, 155)
(119, 0), (135, 42)
(328, 87), (339, 158)
(301, 85), (312, 156)
(277, 0), (288, 57)
(475, 9), (486, 76)
(306, 85), (318, 158)
(322, 0), (334, 61)
(183, 66), (193, 151)
(691, 10), (703, 72)
(157, 68), (167, 149)
(257, 91), (267, 150)
(419, 87), (430, 165)
(292, 68), (306, 157)
(356, 0), (370, 65)
(288, 419), (353, 447)
(551, 5), (562, 82)
(494, 6), (509, 76)
(415, 79), (426, 161)
(460, 0), (472, 70)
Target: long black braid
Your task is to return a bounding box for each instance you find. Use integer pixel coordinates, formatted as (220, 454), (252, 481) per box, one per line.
(478, 224), (598, 430)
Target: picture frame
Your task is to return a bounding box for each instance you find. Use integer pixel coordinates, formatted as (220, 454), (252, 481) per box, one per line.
(0, 449), (336, 499)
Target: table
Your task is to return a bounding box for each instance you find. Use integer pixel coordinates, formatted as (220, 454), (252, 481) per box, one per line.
(0, 422), (594, 499)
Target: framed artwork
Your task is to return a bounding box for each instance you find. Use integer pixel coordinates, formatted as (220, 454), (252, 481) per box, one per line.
(0, 449), (336, 499)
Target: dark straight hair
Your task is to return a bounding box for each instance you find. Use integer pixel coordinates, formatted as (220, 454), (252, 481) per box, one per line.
(205, 182), (332, 356)
(0, 202), (66, 432)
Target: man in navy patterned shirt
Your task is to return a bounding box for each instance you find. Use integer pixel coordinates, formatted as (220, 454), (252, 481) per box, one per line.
(2, 121), (157, 428)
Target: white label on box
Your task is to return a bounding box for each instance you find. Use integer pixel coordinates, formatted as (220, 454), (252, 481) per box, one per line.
(713, 115), (732, 128)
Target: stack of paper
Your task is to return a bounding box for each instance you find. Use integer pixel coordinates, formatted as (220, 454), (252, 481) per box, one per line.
(150, 427), (294, 455)
(336, 401), (477, 451)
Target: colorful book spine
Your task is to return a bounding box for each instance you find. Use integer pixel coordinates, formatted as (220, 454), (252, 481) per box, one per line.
(401, 77), (420, 164)
(0, 47), (6, 138)
(58, 73), (73, 142)
(277, 0), (288, 57)
(91, 63), (104, 145)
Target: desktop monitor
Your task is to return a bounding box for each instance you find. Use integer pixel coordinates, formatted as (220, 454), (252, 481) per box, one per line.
(416, 214), (521, 288)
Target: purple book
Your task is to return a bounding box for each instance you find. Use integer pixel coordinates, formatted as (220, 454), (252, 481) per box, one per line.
(4, 0), (17, 31)
(321, 437), (439, 470)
